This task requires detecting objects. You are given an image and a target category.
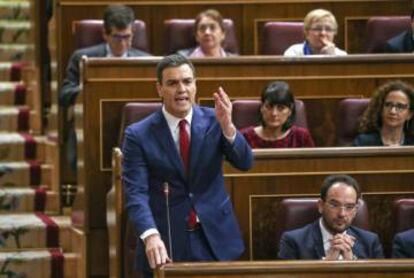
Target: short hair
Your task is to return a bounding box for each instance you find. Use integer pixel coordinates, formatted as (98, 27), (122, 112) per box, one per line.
(156, 54), (196, 84)
(103, 5), (135, 34)
(195, 9), (225, 33)
(320, 174), (361, 202)
(411, 8), (414, 20)
(303, 9), (338, 34)
(259, 81), (296, 131)
(358, 80), (414, 135)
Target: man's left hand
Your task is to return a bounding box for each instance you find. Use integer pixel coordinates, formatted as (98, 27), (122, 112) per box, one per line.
(213, 87), (236, 138)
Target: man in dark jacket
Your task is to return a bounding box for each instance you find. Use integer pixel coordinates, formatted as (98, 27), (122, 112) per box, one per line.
(384, 9), (414, 53)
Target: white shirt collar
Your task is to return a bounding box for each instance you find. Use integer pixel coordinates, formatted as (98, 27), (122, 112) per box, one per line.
(162, 106), (193, 129)
(105, 44), (128, 58)
(319, 217), (347, 259)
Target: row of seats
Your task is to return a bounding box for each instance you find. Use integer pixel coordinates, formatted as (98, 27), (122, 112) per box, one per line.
(118, 99), (369, 146)
(73, 16), (410, 55)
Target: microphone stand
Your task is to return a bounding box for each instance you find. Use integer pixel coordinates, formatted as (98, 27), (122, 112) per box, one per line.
(163, 182), (173, 260)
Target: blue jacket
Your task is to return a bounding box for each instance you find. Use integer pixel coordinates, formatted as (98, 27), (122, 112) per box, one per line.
(392, 229), (414, 258)
(384, 30), (414, 53)
(122, 106), (253, 269)
(278, 220), (384, 259)
(353, 131), (414, 146)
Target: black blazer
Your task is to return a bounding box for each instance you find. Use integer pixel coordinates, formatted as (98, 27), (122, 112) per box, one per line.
(392, 229), (414, 258)
(59, 43), (151, 106)
(384, 30), (414, 53)
(353, 131), (414, 146)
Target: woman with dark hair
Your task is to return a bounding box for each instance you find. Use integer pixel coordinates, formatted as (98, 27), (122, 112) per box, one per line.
(241, 81), (315, 148)
(353, 80), (414, 146)
(177, 9), (235, 57)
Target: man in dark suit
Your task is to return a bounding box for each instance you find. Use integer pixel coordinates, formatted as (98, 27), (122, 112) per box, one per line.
(278, 174), (384, 260)
(59, 4), (150, 106)
(122, 54), (253, 276)
(384, 9), (414, 53)
(392, 228), (414, 258)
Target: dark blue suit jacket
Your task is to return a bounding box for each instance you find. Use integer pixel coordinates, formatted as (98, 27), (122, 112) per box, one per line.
(392, 229), (414, 258)
(384, 30), (414, 53)
(353, 131), (414, 146)
(122, 106), (253, 269)
(278, 220), (384, 259)
(59, 43), (150, 106)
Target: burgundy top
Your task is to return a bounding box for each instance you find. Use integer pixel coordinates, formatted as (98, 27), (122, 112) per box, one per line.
(241, 125), (315, 148)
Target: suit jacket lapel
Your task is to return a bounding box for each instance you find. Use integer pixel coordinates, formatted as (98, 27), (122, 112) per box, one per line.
(188, 107), (209, 184)
(312, 221), (326, 259)
(347, 228), (361, 257)
(150, 111), (186, 180)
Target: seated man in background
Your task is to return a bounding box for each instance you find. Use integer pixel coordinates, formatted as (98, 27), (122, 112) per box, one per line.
(392, 228), (414, 258)
(278, 174), (384, 260)
(177, 9), (236, 58)
(60, 4), (151, 106)
(241, 81), (315, 148)
(384, 9), (414, 53)
(284, 9), (347, 56)
(353, 80), (414, 146)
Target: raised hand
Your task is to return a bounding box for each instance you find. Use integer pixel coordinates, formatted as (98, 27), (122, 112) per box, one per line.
(213, 87), (236, 138)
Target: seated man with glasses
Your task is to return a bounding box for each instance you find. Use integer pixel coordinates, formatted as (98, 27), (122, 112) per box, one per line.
(284, 9), (347, 56)
(353, 80), (414, 146)
(278, 174), (384, 260)
(60, 4), (151, 107)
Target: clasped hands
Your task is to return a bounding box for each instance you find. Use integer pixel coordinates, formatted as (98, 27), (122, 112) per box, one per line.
(325, 233), (356, 260)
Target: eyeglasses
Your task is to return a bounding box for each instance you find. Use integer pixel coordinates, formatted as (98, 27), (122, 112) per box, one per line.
(110, 33), (132, 42)
(309, 26), (336, 33)
(326, 201), (358, 212)
(197, 23), (220, 33)
(383, 101), (409, 113)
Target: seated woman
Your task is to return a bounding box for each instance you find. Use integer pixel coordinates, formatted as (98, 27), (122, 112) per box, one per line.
(241, 81), (315, 148)
(284, 9), (347, 56)
(353, 80), (414, 146)
(177, 9), (235, 57)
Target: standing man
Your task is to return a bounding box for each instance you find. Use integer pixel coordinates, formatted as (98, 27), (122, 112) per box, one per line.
(59, 4), (150, 106)
(122, 54), (253, 276)
(278, 174), (384, 260)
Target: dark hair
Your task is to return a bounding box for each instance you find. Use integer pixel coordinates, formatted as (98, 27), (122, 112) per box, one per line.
(259, 81), (296, 131)
(156, 54), (196, 83)
(358, 80), (414, 135)
(320, 174), (361, 201)
(411, 8), (414, 20)
(195, 9), (225, 33)
(103, 5), (135, 34)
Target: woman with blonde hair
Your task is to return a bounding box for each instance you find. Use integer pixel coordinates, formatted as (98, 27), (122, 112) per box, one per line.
(284, 9), (347, 56)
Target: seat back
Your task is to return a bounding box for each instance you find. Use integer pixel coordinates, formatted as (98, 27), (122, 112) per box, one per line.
(72, 19), (150, 52)
(261, 21), (304, 55)
(393, 198), (414, 234)
(335, 98), (370, 146)
(232, 99), (308, 130)
(163, 19), (238, 55)
(365, 16), (411, 53)
(118, 102), (162, 146)
(276, 198), (369, 249)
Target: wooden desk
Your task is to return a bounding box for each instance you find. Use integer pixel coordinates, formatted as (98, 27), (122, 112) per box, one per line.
(155, 260), (414, 278)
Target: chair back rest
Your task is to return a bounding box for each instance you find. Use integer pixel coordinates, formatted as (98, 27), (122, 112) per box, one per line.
(232, 99), (308, 130)
(72, 19), (150, 52)
(276, 198), (369, 248)
(118, 102), (162, 146)
(261, 21), (304, 55)
(335, 98), (370, 146)
(393, 198), (414, 234)
(365, 16), (411, 53)
(163, 19), (238, 55)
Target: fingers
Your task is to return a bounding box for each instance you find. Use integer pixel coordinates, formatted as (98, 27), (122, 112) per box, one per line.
(214, 87), (231, 108)
(145, 234), (171, 269)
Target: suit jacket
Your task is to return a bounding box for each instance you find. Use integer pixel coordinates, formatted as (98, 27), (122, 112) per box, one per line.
(353, 131), (414, 146)
(278, 220), (384, 259)
(392, 229), (414, 258)
(384, 30), (414, 53)
(122, 106), (253, 269)
(59, 43), (150, 107)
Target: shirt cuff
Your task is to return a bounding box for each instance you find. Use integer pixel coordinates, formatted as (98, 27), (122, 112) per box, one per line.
(140, 228), (159, 242)
(223, 131), (236, 144)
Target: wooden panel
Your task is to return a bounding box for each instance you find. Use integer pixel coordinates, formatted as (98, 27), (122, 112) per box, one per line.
(155, 260), (414, 277)
(78, 55), (414, 276)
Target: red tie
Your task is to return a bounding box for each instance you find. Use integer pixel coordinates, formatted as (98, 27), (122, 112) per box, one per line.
(179, 120), (197, 229)
(179, 120), (190, 172)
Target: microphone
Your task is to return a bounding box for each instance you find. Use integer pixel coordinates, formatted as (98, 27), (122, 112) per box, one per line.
(163, 182), (173, 260)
